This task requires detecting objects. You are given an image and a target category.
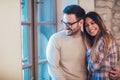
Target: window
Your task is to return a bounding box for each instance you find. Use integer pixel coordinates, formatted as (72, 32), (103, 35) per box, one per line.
(21, 0), (57, 80)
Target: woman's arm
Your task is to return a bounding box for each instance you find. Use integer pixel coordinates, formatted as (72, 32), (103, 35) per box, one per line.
(88, 39), (118, 72)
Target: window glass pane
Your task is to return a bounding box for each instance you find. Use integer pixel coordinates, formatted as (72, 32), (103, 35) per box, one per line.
(21, 0), (29, 21)
(37, 24), (56, 60)
(22, 25), (30, 65)
(38, 62), (51, 80)
(22, 68), (30, 80)
(37, 0), (55, 22)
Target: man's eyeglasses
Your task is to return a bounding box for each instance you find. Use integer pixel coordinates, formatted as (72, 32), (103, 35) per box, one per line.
(61, 19), (81, 28)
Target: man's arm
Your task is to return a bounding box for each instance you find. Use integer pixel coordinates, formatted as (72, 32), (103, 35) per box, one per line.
(109, 40), (120, 80)
(109, 67), (120, 80)
(46, 36), (66, 80)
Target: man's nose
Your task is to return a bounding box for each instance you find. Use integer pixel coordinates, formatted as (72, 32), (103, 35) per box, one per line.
(64, 25), (70, 29)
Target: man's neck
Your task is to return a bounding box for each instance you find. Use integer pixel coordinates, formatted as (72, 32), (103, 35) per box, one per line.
(71, 31), (81, 38)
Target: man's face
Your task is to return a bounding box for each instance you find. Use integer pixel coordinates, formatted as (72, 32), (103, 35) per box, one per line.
(62, 14), (81, 36)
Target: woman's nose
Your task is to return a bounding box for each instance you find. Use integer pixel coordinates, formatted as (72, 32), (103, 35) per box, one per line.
(88, 24), (92, 29)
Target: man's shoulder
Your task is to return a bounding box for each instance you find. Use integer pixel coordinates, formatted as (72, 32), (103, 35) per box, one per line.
(50, 30), (66, 39)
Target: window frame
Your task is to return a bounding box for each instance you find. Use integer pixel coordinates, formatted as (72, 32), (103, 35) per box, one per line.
(21, 0), (57, 80)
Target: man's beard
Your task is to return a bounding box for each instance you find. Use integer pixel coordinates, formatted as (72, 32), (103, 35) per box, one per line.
(66, 28), (80, 36)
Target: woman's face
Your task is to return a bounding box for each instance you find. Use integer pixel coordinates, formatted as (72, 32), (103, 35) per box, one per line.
(85, 17), (100, 36)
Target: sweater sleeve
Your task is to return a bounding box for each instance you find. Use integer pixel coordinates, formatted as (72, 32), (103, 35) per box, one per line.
(46, 35), (66, 80)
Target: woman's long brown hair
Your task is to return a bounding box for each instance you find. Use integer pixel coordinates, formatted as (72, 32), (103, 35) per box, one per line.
(83, 12), (119, 62)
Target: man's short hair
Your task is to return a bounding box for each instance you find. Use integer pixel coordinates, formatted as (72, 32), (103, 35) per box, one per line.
(63, 5), (85, 20)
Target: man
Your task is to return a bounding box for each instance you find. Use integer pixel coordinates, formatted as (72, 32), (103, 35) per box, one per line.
(46, 5), (119, 80)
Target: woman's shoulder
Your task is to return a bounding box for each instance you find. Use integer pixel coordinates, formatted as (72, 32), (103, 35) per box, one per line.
(97, 37), (104, 44)
(97, 36), (115, 50)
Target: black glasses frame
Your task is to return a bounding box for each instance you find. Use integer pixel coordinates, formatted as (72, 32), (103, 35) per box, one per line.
(61, 19), (81, 28)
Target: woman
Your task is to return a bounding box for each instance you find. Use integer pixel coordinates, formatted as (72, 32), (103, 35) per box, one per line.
(83, 11), (119, 80)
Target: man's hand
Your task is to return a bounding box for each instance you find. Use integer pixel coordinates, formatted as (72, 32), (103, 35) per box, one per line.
(109, 67), (119, 80)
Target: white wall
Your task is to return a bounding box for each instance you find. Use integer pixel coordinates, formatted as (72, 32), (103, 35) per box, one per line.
(56, 0), (63, 31)
(0, 0), (22, 80)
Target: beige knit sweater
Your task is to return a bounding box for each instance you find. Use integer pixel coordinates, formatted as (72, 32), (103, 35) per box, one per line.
(46, 30), (87, 80)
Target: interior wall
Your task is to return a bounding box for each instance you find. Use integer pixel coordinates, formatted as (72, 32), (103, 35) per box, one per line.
(95, 0), (120, 67)
(0, 0), (22, 80)
(79, 0), (94, 12)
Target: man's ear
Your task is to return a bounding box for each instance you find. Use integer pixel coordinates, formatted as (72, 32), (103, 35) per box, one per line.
(79, 19), (84, 26)
(78, 19), (84, 31)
